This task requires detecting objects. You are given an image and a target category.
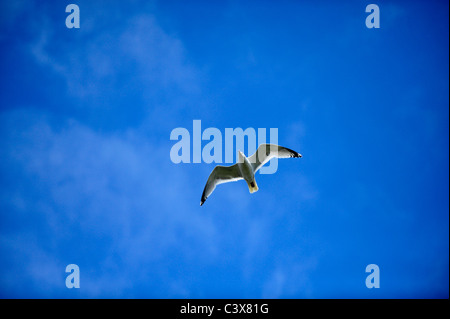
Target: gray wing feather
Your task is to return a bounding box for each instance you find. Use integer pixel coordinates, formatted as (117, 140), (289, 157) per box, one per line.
(200, 164), (242, 206)
(248, 144), (302, 173)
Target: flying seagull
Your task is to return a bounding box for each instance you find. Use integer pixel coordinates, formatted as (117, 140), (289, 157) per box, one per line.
(200, 143), (302, 206)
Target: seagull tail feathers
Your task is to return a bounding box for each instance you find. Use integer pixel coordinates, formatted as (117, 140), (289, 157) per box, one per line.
(248, 180), (259, 193)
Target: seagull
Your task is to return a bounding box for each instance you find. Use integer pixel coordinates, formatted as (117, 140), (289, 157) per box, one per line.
(200, 143), (302, 206)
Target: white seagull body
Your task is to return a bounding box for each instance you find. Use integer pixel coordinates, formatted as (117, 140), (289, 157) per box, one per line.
(200, 143), (302, 206)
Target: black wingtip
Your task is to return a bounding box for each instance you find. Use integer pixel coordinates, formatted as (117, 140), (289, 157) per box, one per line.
(284, 146), (302, 158)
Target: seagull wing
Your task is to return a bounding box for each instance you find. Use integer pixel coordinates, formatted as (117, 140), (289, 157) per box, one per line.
(200, 164), (243, 206)
(248, 143), (302, 173)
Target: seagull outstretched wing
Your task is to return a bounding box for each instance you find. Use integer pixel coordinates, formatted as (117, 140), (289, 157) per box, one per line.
(200, 164), (243, 206)
(248, 143), (302, 173)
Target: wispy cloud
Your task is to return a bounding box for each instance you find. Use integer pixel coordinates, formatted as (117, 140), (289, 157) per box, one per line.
(262, 257), (317, 298)
(28, 10), (199, 105)
(0, 108), (219, 297)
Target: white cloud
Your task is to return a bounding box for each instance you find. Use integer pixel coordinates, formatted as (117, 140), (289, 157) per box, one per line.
(262, 257), (317, 298)
(28, 11), (199, 105)
(0, 108), (219, 297)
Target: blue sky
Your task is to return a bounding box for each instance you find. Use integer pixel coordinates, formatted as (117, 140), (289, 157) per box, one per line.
(0, 0), (448, 298)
